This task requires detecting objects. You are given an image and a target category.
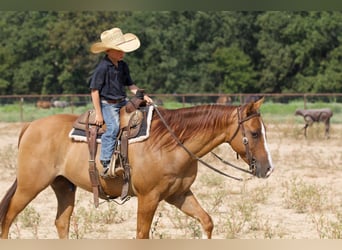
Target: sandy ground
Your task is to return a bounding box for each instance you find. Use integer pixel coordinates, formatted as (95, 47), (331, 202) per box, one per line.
(0, 121), (341, 239)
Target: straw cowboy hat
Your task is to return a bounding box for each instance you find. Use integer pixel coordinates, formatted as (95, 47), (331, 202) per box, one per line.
(90, 27), (140, 53)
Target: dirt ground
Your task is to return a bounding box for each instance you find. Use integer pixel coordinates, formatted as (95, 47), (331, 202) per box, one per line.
(0, 121), (341, 239)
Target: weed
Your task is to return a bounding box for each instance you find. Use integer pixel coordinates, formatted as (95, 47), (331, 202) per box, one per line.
(282, 177), (327, 213)
(188, 219), (202, 239)
(98, 202), (126, 224)
(69, 199), (129, 239)
(248, 183), (271, 204)
(13, 206), (41, 239)
(70, 211), (84, 239)
(151, 212), (164, 239)
(311, 212), (342, 239)
(225, 197), (258, 238)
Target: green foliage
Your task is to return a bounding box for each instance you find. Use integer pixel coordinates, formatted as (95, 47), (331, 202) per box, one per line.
(255, 11), (342, 93)
(0, 11), (341, 95)
(208, 45), (258, 93)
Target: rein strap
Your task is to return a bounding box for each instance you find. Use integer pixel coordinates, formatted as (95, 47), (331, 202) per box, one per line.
(153, 104), (254, 181)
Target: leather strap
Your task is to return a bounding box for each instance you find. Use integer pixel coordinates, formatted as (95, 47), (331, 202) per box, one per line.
(120, 130), (130, 200)
(87, 125), (100, 208)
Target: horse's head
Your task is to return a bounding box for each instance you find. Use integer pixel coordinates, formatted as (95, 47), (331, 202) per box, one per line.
(227, 97), (274, 178)
(294, 109), (304, 116)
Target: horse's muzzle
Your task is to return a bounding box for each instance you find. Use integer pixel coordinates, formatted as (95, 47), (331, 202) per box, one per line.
(254, 160), (274, 178)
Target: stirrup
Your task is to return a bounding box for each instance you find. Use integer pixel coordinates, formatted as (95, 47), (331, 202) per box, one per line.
(104, 151), (123, 178)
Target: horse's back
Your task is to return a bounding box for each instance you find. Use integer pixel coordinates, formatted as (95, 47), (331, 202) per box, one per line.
(296, 108), (333, 121)
(318, 108), (333, 117)
(18, 114), (78, 160)
(33, 113), (78, 125)
(307, 108), (333, 121)
(27, 114), (77, 131)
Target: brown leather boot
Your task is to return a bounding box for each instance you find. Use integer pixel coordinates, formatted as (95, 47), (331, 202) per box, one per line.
(100, 160), (111, 178)
(114, 166), (124, 176)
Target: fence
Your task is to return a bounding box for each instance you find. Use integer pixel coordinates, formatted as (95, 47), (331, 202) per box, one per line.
(0, 93), (341, 123)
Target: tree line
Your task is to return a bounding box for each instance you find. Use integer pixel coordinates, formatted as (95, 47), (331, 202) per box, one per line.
(0, 11), (341, 96)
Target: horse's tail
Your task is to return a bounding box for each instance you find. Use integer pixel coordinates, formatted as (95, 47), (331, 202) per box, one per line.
(17, 122), (30, 148)
(0, 123), (29, 227)
(0, 179), (17, 226)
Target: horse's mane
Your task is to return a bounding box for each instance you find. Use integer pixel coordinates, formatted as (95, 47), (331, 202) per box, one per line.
(150, 104), (236, 150)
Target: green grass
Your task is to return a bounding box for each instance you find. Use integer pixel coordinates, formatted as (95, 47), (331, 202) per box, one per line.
(0, 103), (93, 122)
(162, 100), (342, 124)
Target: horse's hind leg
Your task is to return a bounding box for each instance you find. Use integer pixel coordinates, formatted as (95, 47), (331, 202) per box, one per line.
(166, 190), (213, 239)
(325, 119), (330, 139)
(1, 180), (50, 238)
(50, 176), (77, 239)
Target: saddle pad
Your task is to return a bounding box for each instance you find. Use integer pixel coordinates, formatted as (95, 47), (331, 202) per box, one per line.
(69, 105), (154, 144)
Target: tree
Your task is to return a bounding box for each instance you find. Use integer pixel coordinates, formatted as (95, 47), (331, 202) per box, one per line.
(208, 45), (258, 93)
(0, 11), (341, 95)
(255, 11), (342, 93)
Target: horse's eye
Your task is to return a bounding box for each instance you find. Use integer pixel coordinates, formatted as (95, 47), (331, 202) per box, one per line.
(251, 132), (259, 138)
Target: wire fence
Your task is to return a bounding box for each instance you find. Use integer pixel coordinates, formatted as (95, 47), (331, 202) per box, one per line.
(0, 93), (341, 123)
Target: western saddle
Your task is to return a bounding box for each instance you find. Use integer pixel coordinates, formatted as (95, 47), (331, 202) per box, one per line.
(73, 90), (147, 207)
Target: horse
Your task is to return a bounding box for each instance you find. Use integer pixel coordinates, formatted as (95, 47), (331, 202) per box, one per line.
(216, 95), (232, 105)
(36, 100), (52, 109)
(244, 95), (263, 104)
(51, 100), (69, 108)
(0, 97), (274, 239)
(295, 108), (333, 139)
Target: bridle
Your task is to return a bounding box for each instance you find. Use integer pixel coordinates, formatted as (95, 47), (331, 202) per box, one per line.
(224, 106), (261, 174)
(153, 103), (261, 181)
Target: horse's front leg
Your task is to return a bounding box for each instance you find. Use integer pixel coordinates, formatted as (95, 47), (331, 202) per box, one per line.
(304, 123), (309, 138)
(166, 190), (213, 239)
(136, 193), (160, 239)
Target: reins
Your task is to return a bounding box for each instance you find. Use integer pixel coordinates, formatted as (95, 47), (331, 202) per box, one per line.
(152, 103), (258, 181)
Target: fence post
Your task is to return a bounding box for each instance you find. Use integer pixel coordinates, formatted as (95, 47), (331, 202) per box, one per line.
(19, 97), (24, 122)
(303, 94), (307, 109)
(70, 96), (74, 114)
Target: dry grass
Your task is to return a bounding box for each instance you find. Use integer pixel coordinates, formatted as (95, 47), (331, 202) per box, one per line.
(0, 121), (342, 239)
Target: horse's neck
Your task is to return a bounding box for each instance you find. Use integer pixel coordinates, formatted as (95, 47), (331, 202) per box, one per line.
(180, 106), (235, 157)
(187, 133), (227, 157)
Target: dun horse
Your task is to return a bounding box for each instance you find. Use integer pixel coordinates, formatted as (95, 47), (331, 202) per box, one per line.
(0, 98), (273, 239)
(295, 108), (333, 139)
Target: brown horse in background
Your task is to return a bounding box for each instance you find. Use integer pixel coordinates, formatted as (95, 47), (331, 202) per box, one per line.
(0, 98), (274, 239)
(216, 95), (232, 105)
(36, 100), (52, 109)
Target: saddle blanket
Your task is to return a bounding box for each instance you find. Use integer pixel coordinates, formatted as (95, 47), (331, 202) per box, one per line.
(68, 105), (154, 144)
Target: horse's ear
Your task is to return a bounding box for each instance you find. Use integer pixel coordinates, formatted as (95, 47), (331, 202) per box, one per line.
(244, 96), (264, 116)
(252, 96), (264, 110)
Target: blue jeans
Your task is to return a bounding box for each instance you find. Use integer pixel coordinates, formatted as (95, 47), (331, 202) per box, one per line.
(100, 100), (126, 162)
